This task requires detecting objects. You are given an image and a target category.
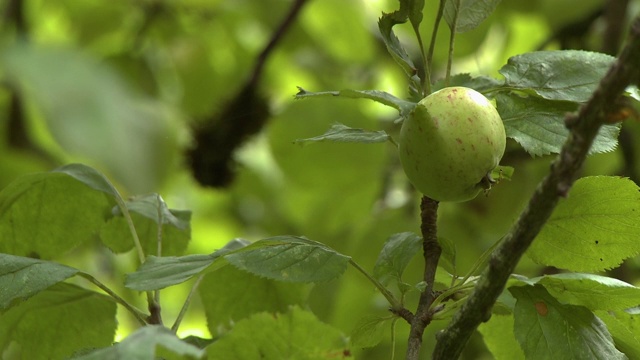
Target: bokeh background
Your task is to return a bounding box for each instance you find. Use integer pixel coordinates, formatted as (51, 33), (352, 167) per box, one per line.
(1, 0), (639, 358)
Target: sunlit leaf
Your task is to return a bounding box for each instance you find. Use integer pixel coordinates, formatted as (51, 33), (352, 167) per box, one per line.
(527, 176), (640, 272)
(0, 170), (115, 258)
(510, 285), (624, 360)
(99, 194), (192, 256)
(535, 273), (640, 311)
(444, 0), (502, 33)
(224, 236), (351, 283)
(74, 325), (205, 360)
(198, 266), (308, 333)
(499, 50), (615, 102)
(478, 315), (524, 360)
(206, 306), (351, 360)
(597, 310), (640, 360)
(497, 93), (620, 156)
(0, 283), (117, 360)
(0, 254), (79, 310)
(125, 238), (250, 291)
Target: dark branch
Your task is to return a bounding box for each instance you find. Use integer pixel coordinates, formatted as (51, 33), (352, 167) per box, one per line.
(432, 16), (640, 359)
(406, 196), (441, 360)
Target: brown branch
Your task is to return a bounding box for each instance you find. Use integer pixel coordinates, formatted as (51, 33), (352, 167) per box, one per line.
(406, 196), (441, 360)
(432, 16), (640, 359)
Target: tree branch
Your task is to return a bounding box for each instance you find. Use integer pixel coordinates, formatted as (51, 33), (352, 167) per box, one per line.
(432, 16), (640, 359)
(406, 196), (441, 360)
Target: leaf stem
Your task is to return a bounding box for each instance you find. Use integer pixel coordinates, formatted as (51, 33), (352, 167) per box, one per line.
(349, 259), (402, 309)
(432, 15), (640, 360)
(425, 0), (447, 95)
(445, 0), (461, 87)
(78, 272), (148, 325)
(172, 274), (205, 332)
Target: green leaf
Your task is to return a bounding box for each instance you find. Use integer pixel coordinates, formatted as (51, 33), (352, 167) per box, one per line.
(198, 266), (309, 333)
(478, 315), (525, 360)
(0, 170), (115, 258)
(125, 238), (250, 291)
(0, 283), (117, 360)
(206, 306), (350, 360)
(491, 165), (514, 182)
(73, 325), (205, 360)
(433, 73), (503, 93)
(294, 123), (393, 145)
(295, 87), (416, 118)
(2, 44), (181, 192)
(499, 50), (615, 102)
(53, 163), (120, 198)
(350, 315), (391, 348)
(224, 236), (351, 283)
(535, 273), (640, 311)
(444, 0), (502, 33)
(527, 176), (640, 272)
(373, 232), (422, 287)
(510, 284), (624, 360)
(438, 236), (457, 276)
(0, 254), (79, 310)
(407, 0), (425, 32)
(497, 93), (620, 156)
(597, 310), (640, 360)
(99, 194), (191, 255)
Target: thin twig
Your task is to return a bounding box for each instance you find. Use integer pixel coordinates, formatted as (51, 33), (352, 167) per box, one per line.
(171, 274), (205, 332)
(405, 196), (441, 360)
(425, 0), (447, 95)
(432, 16), (640, 359)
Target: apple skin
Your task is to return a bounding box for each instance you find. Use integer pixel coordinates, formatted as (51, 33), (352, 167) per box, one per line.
(399, 87), (506, 202)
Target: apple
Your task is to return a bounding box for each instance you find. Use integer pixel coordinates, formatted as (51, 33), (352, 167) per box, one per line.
(399, 87), (506, 202)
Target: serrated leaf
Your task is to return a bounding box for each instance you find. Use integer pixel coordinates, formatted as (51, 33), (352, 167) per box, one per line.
(0, 254), (79, 310)
(499, 50), (615, 102)
(294, 123), (392, 145)
(125, 238), (250, 291)
(528, 176), (640, 272)
(206, 306), (350, 360)
(295, 87), (416, 118)
(444, 0), (502, 33)
(497, 93), (620, 156)
(198, 265), (308, 333)
(535, 273), (640, 311)
(478, 315), (525, 360)
(597, 310), (640, 360)
(510, 285), (625, 360)
(100, 194), (191, 255)
(373, 232), (422, 287)
(0, 170), (115, 258)
(0, 283), (117, 360)
(350, 315), (391, 348)
(224, 236), (351, 283)
(73, 325), (205, 360)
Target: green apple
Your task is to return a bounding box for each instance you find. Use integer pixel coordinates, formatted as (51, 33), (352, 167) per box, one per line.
(399, 87), (506, 202)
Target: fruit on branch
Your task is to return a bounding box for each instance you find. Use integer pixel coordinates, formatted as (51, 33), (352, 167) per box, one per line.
(399, 87), (506, 202)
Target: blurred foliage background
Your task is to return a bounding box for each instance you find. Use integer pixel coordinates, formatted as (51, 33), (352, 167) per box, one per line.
(1, 0), (640, 358)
